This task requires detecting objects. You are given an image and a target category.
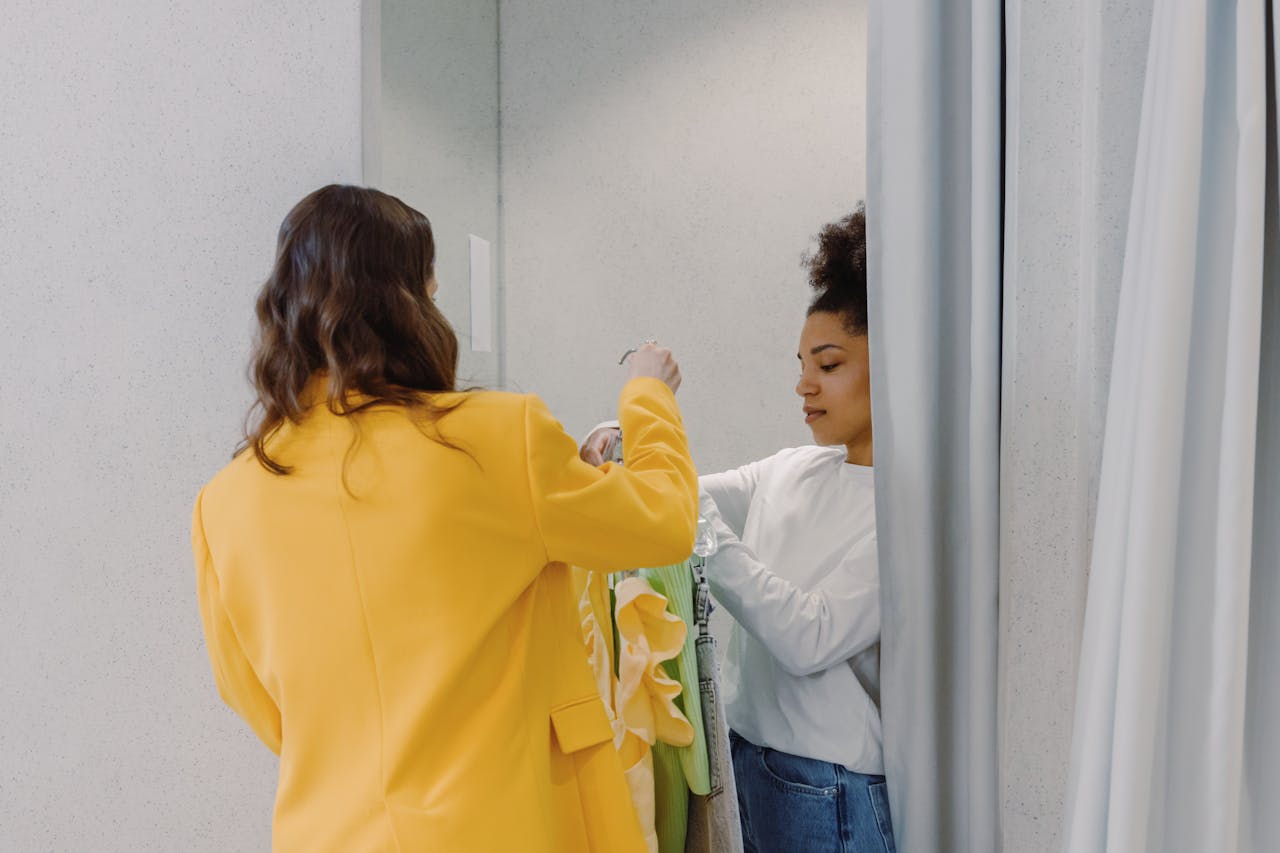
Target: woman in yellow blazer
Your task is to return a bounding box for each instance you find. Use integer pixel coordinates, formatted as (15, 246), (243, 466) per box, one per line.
(193, 184), (697, 852)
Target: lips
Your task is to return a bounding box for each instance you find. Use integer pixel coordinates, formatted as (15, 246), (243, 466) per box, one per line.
(804, 407), (825, 424)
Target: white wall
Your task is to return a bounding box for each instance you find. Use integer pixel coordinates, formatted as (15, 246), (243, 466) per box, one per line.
(0, 2), (362, 849)
(499, 0), (867, 475)
(1000, 1), (1154, 849)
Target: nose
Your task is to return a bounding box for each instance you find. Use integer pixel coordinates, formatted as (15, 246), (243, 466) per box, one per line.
(796, 372), (817, 398)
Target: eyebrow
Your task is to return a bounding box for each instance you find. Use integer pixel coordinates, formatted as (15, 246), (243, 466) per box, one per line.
(797, 344), (848, 358)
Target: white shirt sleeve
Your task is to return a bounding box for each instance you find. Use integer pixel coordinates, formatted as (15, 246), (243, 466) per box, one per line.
(699, 492), (880, 677)
(580, 418), (619, 443)
(698, 460), (763, 538)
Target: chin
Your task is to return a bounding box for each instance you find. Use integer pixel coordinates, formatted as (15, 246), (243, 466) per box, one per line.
(808, 429), (840, 447)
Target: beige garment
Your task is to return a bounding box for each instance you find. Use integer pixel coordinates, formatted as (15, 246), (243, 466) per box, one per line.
(574, 570), (694, 853)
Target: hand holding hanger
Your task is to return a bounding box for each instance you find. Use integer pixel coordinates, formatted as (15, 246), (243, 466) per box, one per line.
(621, 340), (682, 394)
(581, 341), (681, 466)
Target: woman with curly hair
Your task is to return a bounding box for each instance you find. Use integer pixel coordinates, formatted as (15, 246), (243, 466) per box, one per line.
(585, 205), (895, 852)
(193, 184), (696, 852)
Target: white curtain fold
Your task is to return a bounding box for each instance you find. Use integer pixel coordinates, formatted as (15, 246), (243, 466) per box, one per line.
(866, 2), (1003, 850)
(1063, 1), (1278, 850)
(1242, 31), (1280, 841)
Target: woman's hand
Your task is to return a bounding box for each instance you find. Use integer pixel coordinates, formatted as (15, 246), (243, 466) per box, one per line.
(624, 343), (681, 394)
(580, 426), (621, 466)
(580, 344), (679, 466)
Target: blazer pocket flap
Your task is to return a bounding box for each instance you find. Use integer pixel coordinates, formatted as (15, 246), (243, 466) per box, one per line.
(550, 696), (613, 754)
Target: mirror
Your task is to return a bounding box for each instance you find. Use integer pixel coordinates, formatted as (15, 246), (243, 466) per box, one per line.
(369, 0), (868, 474)
(367, 8), (874, 844)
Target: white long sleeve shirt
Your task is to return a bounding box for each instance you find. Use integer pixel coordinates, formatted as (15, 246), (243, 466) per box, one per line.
(699, 445), (883, 773)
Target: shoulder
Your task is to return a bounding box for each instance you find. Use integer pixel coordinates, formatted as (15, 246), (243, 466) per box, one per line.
(435, 388), (527, 412)
(458, 390), (559, 428)
(194, 448), (264, 538)
(705, 444), (840, 483)
(762, 444), (846, 472)
(201, 446), (263, 498)
(428, 390), (541, 434)
(441, 391), (579, 460)
(429, 391), (566, 460)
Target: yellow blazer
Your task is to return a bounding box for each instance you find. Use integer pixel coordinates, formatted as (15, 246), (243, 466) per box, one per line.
(192, 377), (696, 852)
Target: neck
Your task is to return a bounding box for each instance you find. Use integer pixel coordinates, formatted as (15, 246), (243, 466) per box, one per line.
(844, 434), (873, 467)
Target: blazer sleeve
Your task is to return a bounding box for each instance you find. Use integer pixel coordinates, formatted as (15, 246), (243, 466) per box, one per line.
(525, 377), (697, 571)
(192, 490), (283, 755)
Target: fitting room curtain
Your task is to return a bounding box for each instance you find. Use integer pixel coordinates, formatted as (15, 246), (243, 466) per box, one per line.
(1063, 1), (1280, 850)
(865, 2), (1004, 851)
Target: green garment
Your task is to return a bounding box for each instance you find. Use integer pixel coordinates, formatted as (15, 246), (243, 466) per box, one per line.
(652, 740), (691, 853)
(610, 561), (711, 853)
(641, 561), (711, 796)
(643, 560), (710, 853)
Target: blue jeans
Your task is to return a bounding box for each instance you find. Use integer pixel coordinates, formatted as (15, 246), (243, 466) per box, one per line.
(730, 731), (896, 853)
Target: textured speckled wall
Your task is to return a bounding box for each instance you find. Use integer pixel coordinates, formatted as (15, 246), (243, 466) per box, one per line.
(499, 0), (868, 475)
(1000, 1), (1153, 849)
(0, 2), (362, 849)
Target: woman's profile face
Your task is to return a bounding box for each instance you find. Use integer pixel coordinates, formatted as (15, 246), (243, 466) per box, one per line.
(795, 310), (873, 456)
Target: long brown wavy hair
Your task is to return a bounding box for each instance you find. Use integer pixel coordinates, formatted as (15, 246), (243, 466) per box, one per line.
(239, 184), (462, 474)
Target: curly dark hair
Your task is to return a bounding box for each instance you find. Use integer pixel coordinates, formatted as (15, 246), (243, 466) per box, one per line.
(239, 184), (462, 475)
(803, 203), (868, 335)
